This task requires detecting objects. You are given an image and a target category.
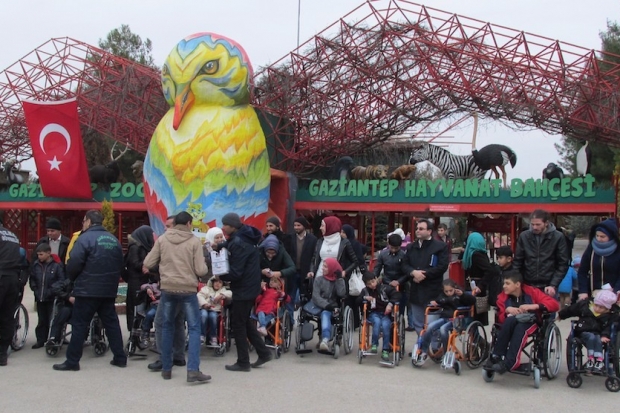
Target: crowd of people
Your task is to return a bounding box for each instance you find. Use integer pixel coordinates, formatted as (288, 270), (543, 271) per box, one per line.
(0, 207), (618, 386)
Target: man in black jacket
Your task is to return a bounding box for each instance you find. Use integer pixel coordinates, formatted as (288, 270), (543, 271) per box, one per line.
(513, 209), (568, 296)
(34, 218), (71, 265)
(218, 212), (272, 372)
(53, 210), (127, 371)
(401, 219), (449, 334)
(285, 216), (317, 324)
(0, 221), (22, 366)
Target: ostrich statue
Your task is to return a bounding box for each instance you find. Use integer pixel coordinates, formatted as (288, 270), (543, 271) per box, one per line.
(471, 144), (517, 188)
(575, 141), (591, 176)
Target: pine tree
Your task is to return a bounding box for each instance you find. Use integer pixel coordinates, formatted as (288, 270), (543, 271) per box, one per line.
(101, 199), (116, 235)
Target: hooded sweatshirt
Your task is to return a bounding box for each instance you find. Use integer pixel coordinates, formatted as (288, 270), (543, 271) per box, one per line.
(143, 224), (208, 293)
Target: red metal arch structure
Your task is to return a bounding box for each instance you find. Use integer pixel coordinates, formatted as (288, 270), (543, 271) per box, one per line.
(0, 0), (619, 176)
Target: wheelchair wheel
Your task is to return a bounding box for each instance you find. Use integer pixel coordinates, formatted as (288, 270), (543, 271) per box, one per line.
(398, 314), (406, 359)
(613, 331), (620, 377)
(333, 343), (340, 359)
(45, 342), (60, 357)
(454, 360), (461, 376)
(605, 377), (620, 393)
(295, 322), (305, 351)
(275, 346), (282, 359)
(533, 366), (541, 389)
(11, 304), (28, 351)
(358, 349), (363, 364)
(215, 345), (226, 357)
(542, 323), (562, 380)
(482, 367), (495, 382)
(94, 341), (108, 356)
(343, 306), (353, 355)
(566, 372), (582, 388)
(463, 320), (488, 369)
(566, 336), (583, 372)
(281, 311), (291, 353)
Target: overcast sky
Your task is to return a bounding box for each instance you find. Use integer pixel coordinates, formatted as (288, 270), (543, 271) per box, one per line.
(1, 0), (616, 180)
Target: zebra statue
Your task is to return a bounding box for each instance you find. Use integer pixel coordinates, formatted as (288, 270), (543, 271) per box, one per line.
(409, 142), (486, 180)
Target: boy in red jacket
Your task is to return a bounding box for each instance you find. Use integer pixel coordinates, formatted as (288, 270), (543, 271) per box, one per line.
(486, 270), (559, 374)
(254, 277), (290, 336)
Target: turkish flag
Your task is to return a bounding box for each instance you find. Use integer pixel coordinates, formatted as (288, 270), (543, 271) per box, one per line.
(22, 99), (92, 199)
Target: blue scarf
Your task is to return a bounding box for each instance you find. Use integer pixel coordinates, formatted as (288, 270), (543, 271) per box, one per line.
(592, 238), (617, 257)
(462, 232), (487, 270)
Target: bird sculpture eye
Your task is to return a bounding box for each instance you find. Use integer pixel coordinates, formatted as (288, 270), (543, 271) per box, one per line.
(199, 60), (219, 75)
(162, 65), (170, 77)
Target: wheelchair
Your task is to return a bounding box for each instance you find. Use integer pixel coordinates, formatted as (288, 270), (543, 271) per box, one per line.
(87, 313), (109, 356)
(412, 305), (488, 374)
(565, 321), (620, 392)
(357, 299), (405, 366)
(45, 297), (73, 357)
(295, 297), (353, 359)
(261, 296), (291, 359)
(482, 312), (562, 389)
(125, 290), (151, 357)
(11, 302), (28, 352)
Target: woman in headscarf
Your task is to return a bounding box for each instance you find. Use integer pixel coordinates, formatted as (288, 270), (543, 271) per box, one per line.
(124, 225), (155, 331)
(308, 216), (366, 327)
(462, 232), (500, 325)
(578, 218), (620, 300)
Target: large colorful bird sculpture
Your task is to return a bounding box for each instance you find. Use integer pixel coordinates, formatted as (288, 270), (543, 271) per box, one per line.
(143, 33), (270, 234)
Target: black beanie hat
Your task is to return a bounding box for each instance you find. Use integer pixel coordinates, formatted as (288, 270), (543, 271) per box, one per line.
(45, 218), (62, 231)
(266, 216), (281, 227)
(221, 212), (242, 229)
(294, 216), (310, 229)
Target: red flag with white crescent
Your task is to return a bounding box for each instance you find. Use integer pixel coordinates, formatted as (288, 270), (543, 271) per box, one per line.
(22, 99), (92, 199)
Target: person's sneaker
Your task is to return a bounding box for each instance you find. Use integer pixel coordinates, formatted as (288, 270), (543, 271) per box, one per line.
(593, 360), (604, 374)
(0, 353), (7, 366)
(187, 370), (211, 383)
(148, 360), (163, 371)
(110, 359), (127, 368)
(370, 344), (378, 354)
(209, 337), (218, 346)
(200, 335), (206, 345)
(584, 358), (594, 374)
(417, 352), (427, 365)
(31, 342), (44, 349)
(258, 327), (268, 337)
(225, 363), (251, 372)
(381, 350), (390, 361)
(319, 338), (329, 351)
(492, 360), (507, 375)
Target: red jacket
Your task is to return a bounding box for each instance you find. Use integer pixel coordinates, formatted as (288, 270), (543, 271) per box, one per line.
(496, 284), (560, 323)
(255, 288), (290, 315)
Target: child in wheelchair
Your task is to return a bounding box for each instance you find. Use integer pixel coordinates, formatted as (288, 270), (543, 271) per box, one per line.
(254, 277), (289, 337)
(198, 277), (232, 345)
(47, 279), (73, 346)
(412, 279), (475, 366)
(357, 272), (400, 361)
(140, 281), (161, 342)
(559, 288), (617, 374)
(485, 270), (559, 374)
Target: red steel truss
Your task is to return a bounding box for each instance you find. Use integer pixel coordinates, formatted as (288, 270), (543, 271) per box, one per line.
(0, 37), (166, 160)
(0, 1), (619, 176)
(254, 0), (620, 173)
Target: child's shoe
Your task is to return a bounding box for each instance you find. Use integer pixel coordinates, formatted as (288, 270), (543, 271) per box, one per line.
(381, 350), (390, 361)
(257, 327), (268, 337)
(413, 351), (427, 366)
(209, 337), (218, 346)
(370, 344), (378, 354)
(200, 335), (206, 345)
(319, 338), (329, 351)
(584, 358), (594, 375)
(593, 359), (604, 374)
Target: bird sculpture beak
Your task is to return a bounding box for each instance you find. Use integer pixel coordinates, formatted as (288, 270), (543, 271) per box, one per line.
(172, 84), (195, 130)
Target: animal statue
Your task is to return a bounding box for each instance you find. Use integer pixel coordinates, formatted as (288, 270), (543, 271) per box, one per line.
(390, 164), (417, 181)
(409, 142), (486, 180)
(3, 159), (26, 185)
(187, 201), (209, 232)
(542, 162), (564, 180)
(575, 140), (591, 176)
(471, 144), (517, 188)
(88, 142), (129, 190)
(350, 165), (389, 180)
(329, 156), (354, 180)
(131, 160), (144, 180)
(143, 33), (270, 234)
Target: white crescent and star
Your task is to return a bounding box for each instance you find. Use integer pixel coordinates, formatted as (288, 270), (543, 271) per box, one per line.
(39, 123), (72, 171)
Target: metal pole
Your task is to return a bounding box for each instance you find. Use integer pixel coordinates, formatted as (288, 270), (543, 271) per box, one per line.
(297, 0), (301, 49)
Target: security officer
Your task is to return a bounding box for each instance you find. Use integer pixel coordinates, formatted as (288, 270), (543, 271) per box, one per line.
(0, 219), (22, 366)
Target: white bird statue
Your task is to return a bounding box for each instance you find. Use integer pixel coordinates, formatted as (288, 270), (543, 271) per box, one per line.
(575, 140), (591, 176)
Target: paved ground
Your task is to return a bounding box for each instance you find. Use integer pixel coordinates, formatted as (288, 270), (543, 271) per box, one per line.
(4, 239), (618, 413)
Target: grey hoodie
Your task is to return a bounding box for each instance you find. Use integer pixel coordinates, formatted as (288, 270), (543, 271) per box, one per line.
(143, 225), (208, 293)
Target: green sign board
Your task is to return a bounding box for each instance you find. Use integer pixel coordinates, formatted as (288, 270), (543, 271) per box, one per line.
(297, 175), (613, 204)
(0, 182), (145, 202)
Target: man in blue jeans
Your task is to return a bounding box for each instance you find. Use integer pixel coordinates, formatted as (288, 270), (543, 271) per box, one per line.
(143, 211), (210, 383)
(53, 210), (126, 371)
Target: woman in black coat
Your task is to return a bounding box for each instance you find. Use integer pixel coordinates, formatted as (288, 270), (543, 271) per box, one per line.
(124, 225), (155, 331)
